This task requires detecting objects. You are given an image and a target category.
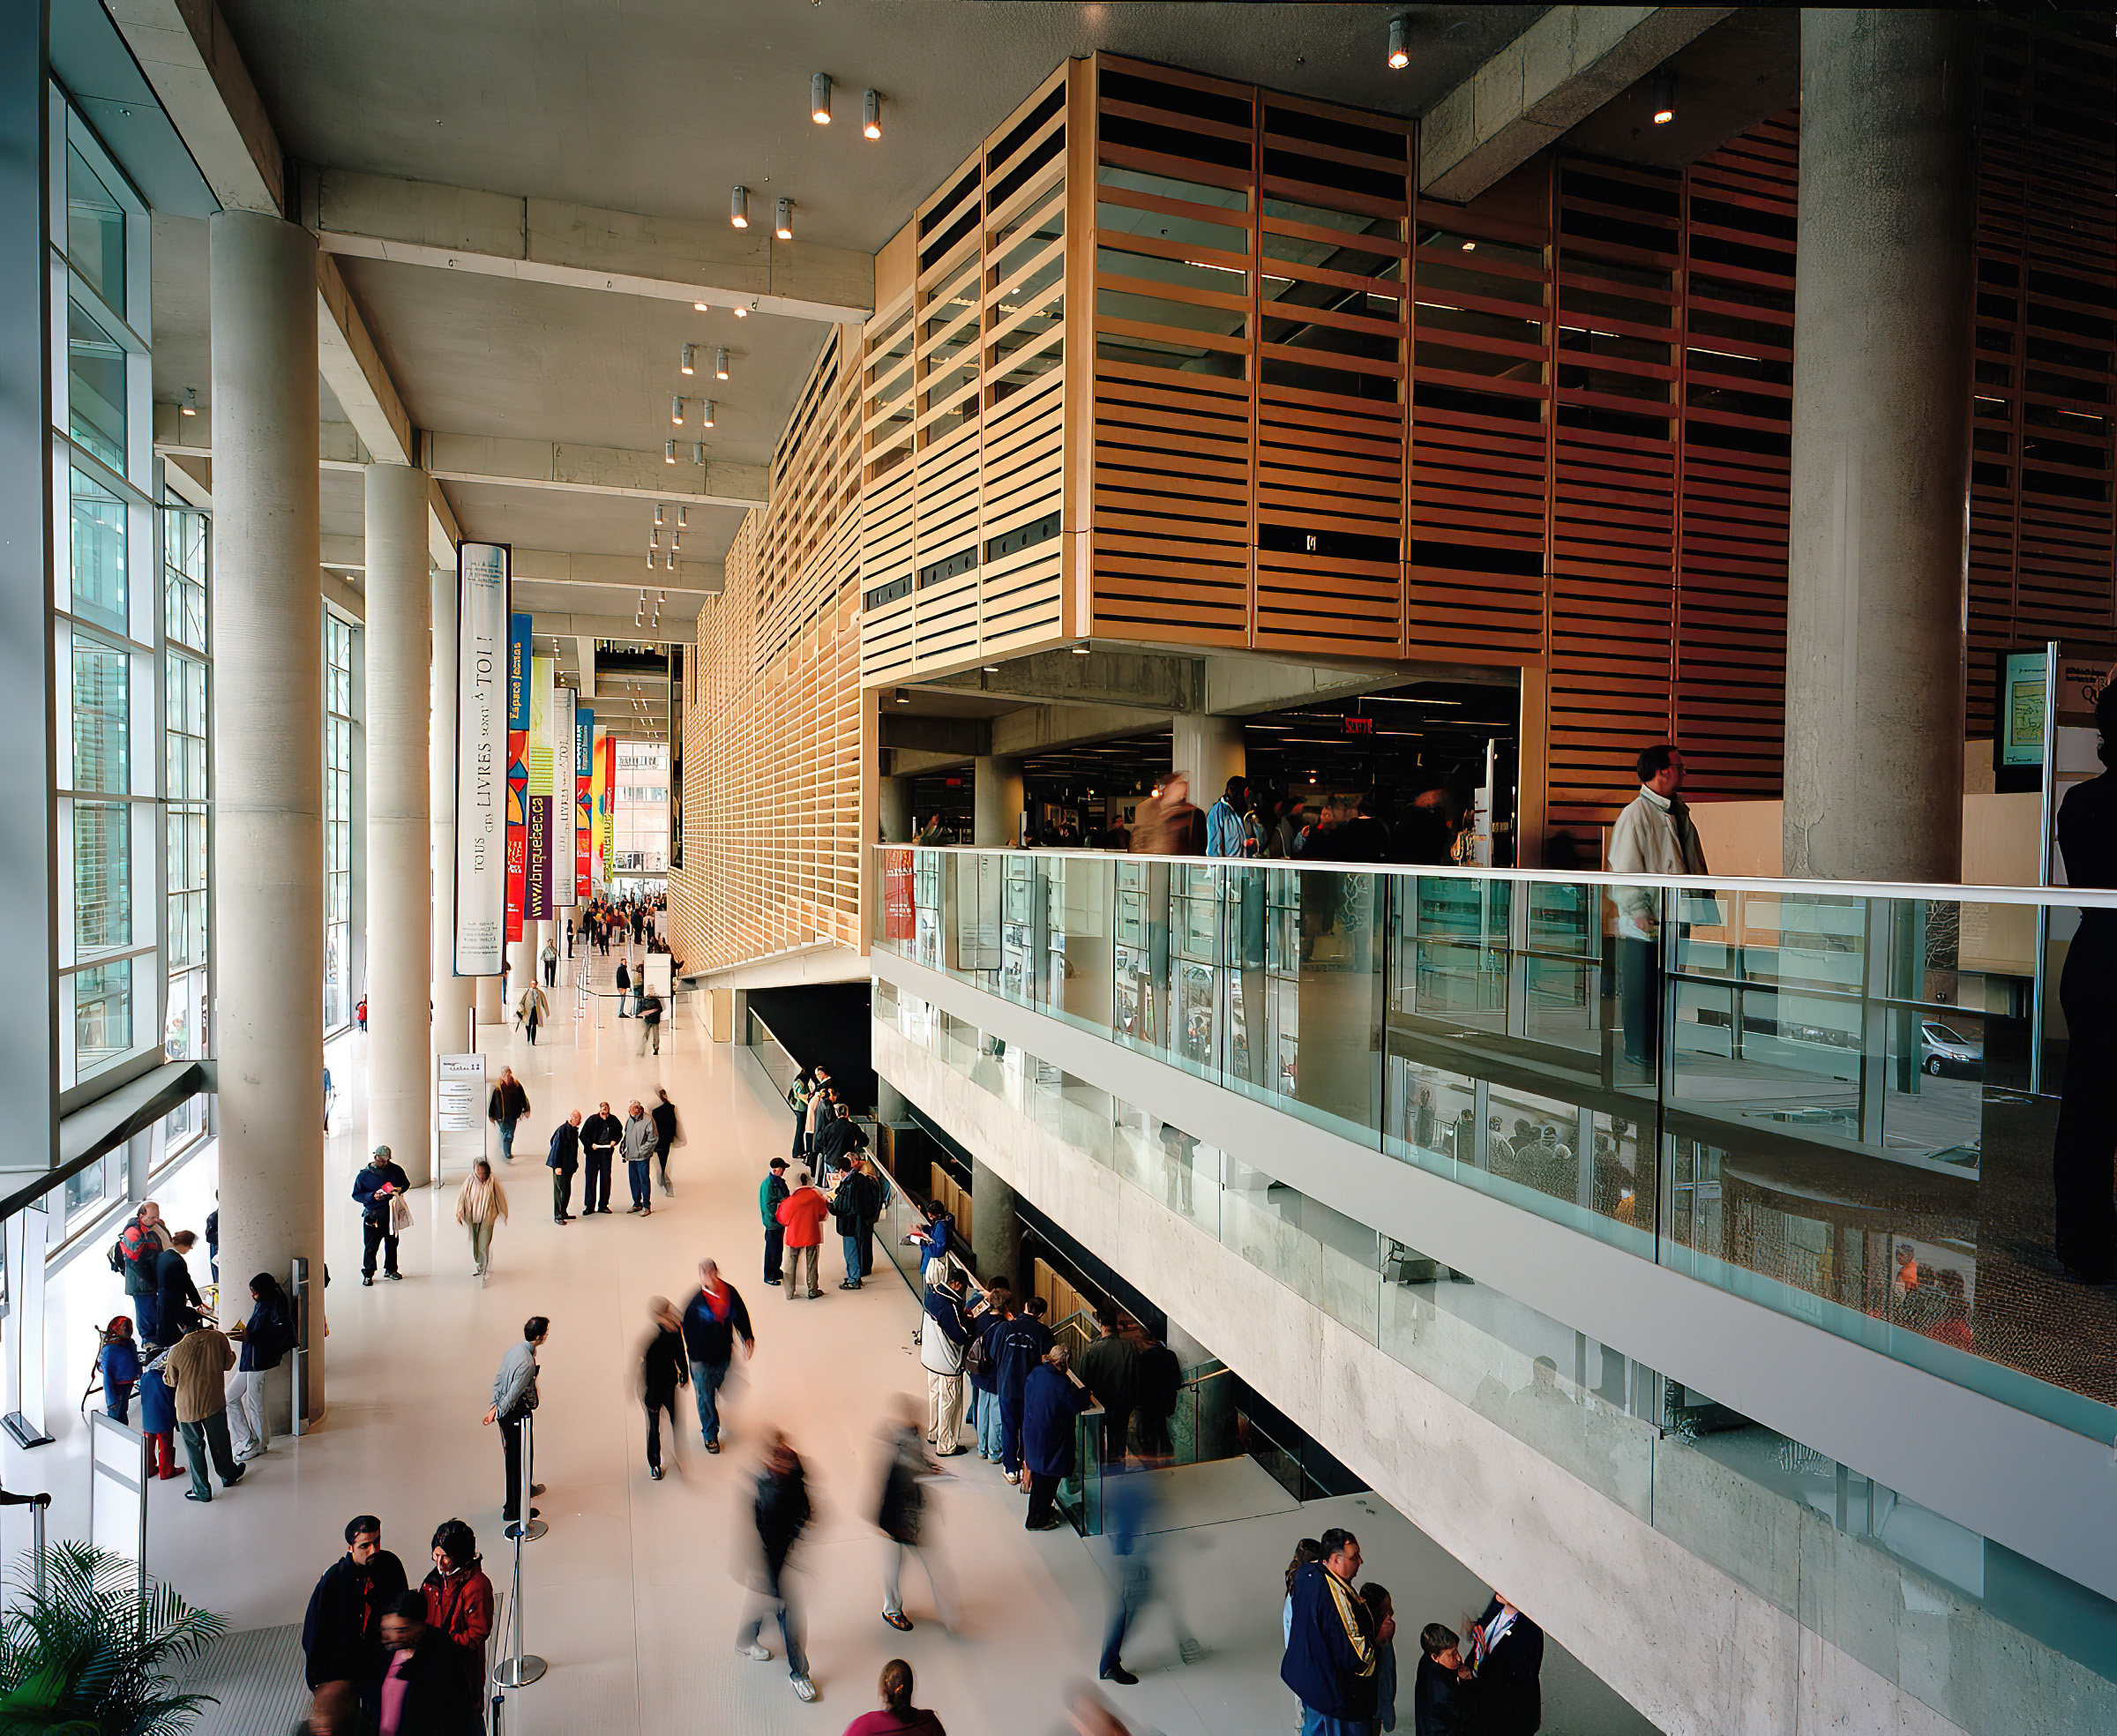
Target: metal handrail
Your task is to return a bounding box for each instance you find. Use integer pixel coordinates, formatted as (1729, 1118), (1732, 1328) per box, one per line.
(886, 842), (2117, 909)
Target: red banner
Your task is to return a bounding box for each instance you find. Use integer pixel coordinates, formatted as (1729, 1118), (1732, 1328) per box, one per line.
(882, 849), (916, 941)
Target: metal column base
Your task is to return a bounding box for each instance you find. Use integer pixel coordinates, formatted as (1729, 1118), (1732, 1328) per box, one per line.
(504, 1516), (548, 1542)
(492, 1655), (546, 1687)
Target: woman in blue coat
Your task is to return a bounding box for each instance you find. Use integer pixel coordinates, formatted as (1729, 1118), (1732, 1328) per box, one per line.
(138, 1353), (179, 1480)
(1022, 1344), (1087, 1531)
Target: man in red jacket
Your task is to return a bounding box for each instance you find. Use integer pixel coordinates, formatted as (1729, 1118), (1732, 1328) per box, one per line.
(774, 1170), (832, 1301)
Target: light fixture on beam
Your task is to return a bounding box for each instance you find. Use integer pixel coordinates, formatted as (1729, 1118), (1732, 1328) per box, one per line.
(863, 88), (882, 139)
(730, 184), (751, 229)
(1651, 69), (1675, 125)
(1388, 14), (1410, 70)
(714, 347), (730, 380)
(812, 72), (833, 124)
(1072, 642), (1091, 656)
(693, 299), (710, 311)
(664, 439), (677, 464)
(774, 198), (794, 241)
(181, 385), (198, 417)
(680, 343), (696, 376)
(677, 506), (688, 528)
(692, 441), (706, 465)
(670, 394), (685, 425)
(736, 298), (756, 318)
(655, 504), (665, 527)
(699, 400), (715, 429)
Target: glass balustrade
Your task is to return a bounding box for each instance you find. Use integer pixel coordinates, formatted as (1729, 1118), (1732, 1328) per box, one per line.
(873, 845), (2117, 1448)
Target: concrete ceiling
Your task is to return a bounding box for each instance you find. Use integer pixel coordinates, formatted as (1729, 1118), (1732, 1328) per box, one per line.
(1563, 8), (1798, 169)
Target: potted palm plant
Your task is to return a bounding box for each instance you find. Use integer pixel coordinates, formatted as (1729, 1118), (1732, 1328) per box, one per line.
(0, 1541), (224, 1733)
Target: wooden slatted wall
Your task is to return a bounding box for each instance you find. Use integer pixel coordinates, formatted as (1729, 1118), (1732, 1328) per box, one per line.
(1967, 26), (2117, 735)
(859, 65), (1073, 686)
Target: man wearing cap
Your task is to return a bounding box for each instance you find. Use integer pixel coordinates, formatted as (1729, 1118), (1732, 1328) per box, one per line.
(759, 1157), (791, 1286)
(353, 1146), (412, 1287)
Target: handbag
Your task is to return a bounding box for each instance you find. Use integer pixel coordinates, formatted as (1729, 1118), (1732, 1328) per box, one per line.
(388, 1191), (415, 1234)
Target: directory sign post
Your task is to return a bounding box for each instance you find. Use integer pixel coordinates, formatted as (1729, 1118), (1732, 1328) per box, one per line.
(437, 1052), (488, 1179)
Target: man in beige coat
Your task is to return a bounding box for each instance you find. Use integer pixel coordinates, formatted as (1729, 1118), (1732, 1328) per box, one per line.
(163, 1321), (243, 1502)
(1607, 744), (1710, 1070)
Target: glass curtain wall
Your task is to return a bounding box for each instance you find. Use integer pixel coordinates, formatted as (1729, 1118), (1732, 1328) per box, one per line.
(324, 614), (355, 1032)
(50, 91), (160, 1101)
(161, 505), (209, 1151)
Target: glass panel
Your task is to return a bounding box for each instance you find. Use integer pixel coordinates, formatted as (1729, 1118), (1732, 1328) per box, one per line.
(73, 957), (132, 1080)
(68, 300), (128, 470)
(71, 639), (129, 792)
(70, 467), (127, 632)
(65, 142), (126, 311)
(73, 801), (132, 953)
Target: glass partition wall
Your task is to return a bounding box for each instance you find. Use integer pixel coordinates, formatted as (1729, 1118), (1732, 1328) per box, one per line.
(873, 845), (2114, 1447)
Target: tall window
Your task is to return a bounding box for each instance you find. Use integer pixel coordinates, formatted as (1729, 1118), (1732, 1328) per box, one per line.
(161, 506), (209, 1149)
(325, 614), (355, 1031)
(51, 94), (157, 1094)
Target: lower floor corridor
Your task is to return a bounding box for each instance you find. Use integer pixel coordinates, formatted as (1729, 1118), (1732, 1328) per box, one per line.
(14, 993), (1650, 1735)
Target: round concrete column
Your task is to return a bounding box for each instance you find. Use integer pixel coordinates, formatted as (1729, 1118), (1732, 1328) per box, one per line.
(209, 210), (325, 1418)
(1173, 715), (1245, 810)
(973, 757), (1023, 847)
(879, 776), (913, 843)
(476, 971), (504, 1027)
(1784, 9), (1973, 881)
(970, 1153), (1023, 1292)
(430, 563), (478, 1056)
(364, 464), (432, 1185)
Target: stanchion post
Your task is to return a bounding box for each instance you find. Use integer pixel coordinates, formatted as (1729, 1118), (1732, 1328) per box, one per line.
(491, 1411), (547, 1688)
(31, 1501), (45, 1600)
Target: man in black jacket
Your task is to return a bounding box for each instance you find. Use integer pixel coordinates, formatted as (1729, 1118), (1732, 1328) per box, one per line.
(302, 1515), (409, 1718)
(641, 1296), (688, 1480)
(680, 1260), (755, 1454)
(376, 1589), (477, 1734)
(352, 1148), (411, 1286)
(1133, 1330), (1183, 1461)
(830, 1159), (882, 1290)
(580, 1101), (621, 1216)
(814, 1103), (866, 1181)
(736, 1432), (817, 1702)
(1469, 1594), (1544, 1735)
(153, 1232), (206, 1339)
(547, 1111), (582, 1223)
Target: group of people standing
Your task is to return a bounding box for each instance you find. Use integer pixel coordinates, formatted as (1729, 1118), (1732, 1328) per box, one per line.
(1283, 1527), (1545, 1736)
(538, 1090), (683, 1222)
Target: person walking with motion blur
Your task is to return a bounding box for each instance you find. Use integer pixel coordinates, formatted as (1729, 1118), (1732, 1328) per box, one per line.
(650, 1086), (681, 1195)
(516, 977), (549, 1046)
(877, 1396), (956, 1635)
(1096, 1459), (1202, 1687)
(640, 1296), (689, 1481)
(681, 1261), (755, 1455)
(454, 1158), (508, 1277)
(843, 1658), (947, 1736)
(622, 1100), (657, 1216)
(547, 1111), (582, 1224)
(736, 1431), (819, 1703)
(376, 1589), (478, 1732)
(486, 1067), (530, 1164)
(636, 981), (663, 1055)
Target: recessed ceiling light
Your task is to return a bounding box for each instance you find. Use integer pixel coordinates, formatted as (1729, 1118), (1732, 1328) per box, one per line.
(812, 72), (833, 125)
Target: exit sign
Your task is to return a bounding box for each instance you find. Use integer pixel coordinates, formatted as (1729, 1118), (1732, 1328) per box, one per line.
(1344, 716), (1373, 736)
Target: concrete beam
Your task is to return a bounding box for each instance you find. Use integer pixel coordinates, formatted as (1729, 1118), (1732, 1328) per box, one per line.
(515, 550), (724, 595)
(990, 701), (1171, 758)
(527, 612), (692, 646)
(1203, 655), (1519, 716)
(423, 430), (767, 508)
(303, 167), (875, 326)
(880, 715), (992, 757)
(316, 251), (415, 465)
(105, 0), (281, 215)
(1418, 6), (1732, 202)
(924, 648), (1202, 712)
(887, 747), (976, 779)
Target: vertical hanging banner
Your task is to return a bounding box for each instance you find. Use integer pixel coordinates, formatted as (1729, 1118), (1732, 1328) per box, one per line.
(597, 733), (617, 878)
(504, 613), (530, 943)
(526, 655), (555, 920)
(552, 685), (577, 908)
(453, 544), (510, 974)
(575, 706), (595, 899)
(667, 645), (685, 872)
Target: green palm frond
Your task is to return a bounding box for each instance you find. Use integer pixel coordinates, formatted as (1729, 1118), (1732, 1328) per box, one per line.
(0, 1543), (224, 1735)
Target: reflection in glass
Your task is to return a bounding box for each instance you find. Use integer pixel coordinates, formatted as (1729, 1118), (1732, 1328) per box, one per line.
(73, 801), (131, 952)
(66, 143), (126, 310)
(71, 639), (129, 792)
(73, 956), (132, 1080)
(69, 301), (128, 470)
(70, 467), (127, 632)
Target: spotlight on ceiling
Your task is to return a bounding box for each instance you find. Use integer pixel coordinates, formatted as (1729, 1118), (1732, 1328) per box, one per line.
(693, 300), (709, 311)
(677, 506), (688, 528)
(699, 400), (716, 429)
(680, 344), (696, 376)
(894, 687), (911, 705)
(181, 385), (198, 417)
(714, 348), (730, 380)
(654, 504), (665, 528)
(730, 184), (750, 229)
(812, 71), (833, 124)
(1387, 14), (1410, 71)
(1651, 69), (1675, 126)
(863, 88), (883, 139)
(774, 198), (794, 242)
(1071, 642), (1091, 656)
(737, 298), (757, 318)
(663, 439), (677, 464)
(692, 442), (706, 465)
(670, 394), (685, 426)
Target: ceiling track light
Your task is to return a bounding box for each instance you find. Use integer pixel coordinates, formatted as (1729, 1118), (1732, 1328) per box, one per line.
(692, 441), (706, 465)
(713, 347), (730, 380)
(1387, 14), (1410, 71)
(677, 506), (688, 528)
(654, 503), (665, 527)
(736, 298), (755, 318)
(730, 184), (750, 229)
(1651, 68), (1675, 125)
(680, 343), (696, 376)
(664, 439), (677, 464)
(812, 71), (833, 125)
(699, 400), (716, 428)
(863, 88), (883, 139)
(181, 385), (198, 417)
(651, 528), (660, 548)
(671, 393), (685, 425)
(774, 198), (794, 242)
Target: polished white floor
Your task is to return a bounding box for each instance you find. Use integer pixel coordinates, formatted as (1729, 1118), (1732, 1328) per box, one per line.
(15, 983), (1652, 1736)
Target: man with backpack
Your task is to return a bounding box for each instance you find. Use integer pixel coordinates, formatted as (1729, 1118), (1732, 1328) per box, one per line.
(114, 1201), (171, 1345)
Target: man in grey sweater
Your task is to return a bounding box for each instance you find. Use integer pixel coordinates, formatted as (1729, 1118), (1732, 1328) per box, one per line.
(482, 1316), (548, 1523)
(623, 1101), (657, 1216)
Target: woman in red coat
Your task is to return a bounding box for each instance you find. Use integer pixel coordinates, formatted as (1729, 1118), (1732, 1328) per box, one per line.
(420, 1519), (495, 1707)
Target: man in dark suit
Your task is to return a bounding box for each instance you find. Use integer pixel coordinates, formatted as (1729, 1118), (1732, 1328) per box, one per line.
(1470, 1593), (1544, 1735)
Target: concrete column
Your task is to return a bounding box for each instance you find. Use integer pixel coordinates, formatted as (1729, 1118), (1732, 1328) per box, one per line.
(431, 563), (477, 1058)
(876, 1077), (909, 1125)
(1173, 715), (1245, 808)
(1784, 10), (1973, 881)
(973, 756), (1023, 847)
(879, 776), (913, 843)
(364, 465), (432, 1185)
(970, 1152), (1024, 1291)
(476, 972), (503, 1027)
(210, 210), (325, 1420)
